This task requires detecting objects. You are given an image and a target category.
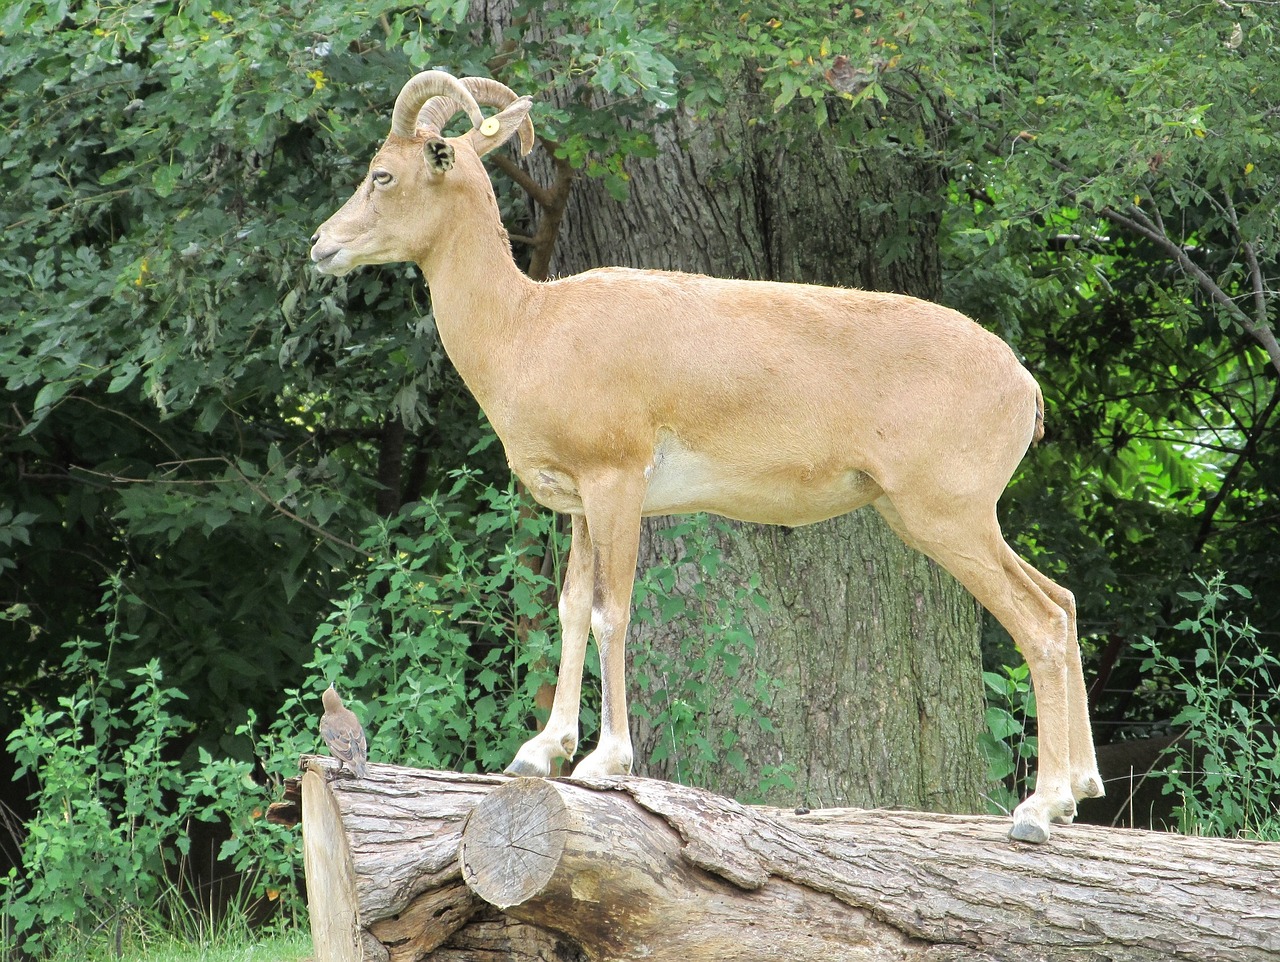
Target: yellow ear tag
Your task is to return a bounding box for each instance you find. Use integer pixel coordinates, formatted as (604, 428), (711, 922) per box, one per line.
(480, 117), (501, 137)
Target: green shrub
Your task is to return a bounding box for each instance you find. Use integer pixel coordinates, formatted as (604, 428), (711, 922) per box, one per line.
(2, 589), (304, 957)
(3, 469), (791, 956)
(1138, 573), (1280, 840)
(299, 467), (566, 773)
(977, 662), (1038, 816)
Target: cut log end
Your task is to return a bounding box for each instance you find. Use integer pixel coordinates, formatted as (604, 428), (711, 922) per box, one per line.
(301, 768), (363, 962)
(459, 777), (570, 909)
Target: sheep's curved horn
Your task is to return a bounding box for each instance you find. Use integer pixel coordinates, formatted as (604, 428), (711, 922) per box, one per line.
(418, 76), (536, 155)
(416, 95), (469, 138)
(390, 70), (483, 139)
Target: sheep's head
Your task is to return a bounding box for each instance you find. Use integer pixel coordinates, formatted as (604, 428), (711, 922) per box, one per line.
(310, 71), (534, 276)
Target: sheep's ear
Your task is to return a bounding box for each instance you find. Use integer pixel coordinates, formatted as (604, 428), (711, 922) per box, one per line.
(465, 96), (536, 158)
(424, 136), (455, 173)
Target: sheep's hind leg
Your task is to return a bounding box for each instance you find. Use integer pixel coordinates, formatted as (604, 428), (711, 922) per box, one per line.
(880, 496), (1084, 843)
(1015, 556), (1104, 818)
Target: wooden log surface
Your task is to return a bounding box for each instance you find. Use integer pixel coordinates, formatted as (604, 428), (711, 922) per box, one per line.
(284, 758), (565, 962)
(286, 755), (1280, 962)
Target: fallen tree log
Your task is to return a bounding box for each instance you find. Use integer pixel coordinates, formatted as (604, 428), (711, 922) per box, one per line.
(280, 755), (1280, 962)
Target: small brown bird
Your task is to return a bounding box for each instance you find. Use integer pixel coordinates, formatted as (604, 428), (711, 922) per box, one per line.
(320, 684), (369, 779)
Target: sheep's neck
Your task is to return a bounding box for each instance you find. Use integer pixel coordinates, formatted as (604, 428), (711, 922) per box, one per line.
(419, 211), (535, 407)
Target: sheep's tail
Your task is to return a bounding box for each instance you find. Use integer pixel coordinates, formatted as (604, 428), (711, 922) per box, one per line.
(1032, 382), (1045, 446)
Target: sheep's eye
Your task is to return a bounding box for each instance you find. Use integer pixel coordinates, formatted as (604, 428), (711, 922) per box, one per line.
(371, 170), (393, 187)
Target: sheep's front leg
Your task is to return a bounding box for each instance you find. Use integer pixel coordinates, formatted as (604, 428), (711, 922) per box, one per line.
(570, 472), (645, 778)
(506, 514), (592, 776)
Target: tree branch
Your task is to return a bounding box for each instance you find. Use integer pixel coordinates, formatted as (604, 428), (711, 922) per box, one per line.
(70, 457), (366, 555)
(489, 152), (553, 208)
(1098, 203), (1280, 376)
(1224, 191), (1269, 325)
(1188, 384), (1280, 560)
(489, 140), (575, 281)
(956, 105), (1280, 376)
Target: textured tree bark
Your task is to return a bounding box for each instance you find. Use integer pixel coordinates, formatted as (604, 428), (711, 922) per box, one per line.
(525, 83), (986, 810)
(287, 756), (1280, 962)
(286, 759), (569, 962)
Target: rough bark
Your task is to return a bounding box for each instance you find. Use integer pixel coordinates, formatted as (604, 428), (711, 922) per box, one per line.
(631, 515), (985, 811)
(284, 756), (1280, 962)
(526, 86), (985, 810)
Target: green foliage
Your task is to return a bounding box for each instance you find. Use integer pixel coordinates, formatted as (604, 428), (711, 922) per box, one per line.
(0, 464), (567, 954)
(915, 0), (1280, 723)
(1137, 574), (1280, 840)
(1, 0), (405, 428)
(1, 467), (797, 956)
(2, 599), (303, 957)
(661, 1), (890, 122)
(0, 0), (419, 753)
(0, 0), (683, 752)
(501, 2), (679, 198)
(978, 663), (1038, 817)
(299, 468), (566, 773)
(629, 516), (794, 802)
(4, 646), (186, 948)
(977, 216), (1278, 719)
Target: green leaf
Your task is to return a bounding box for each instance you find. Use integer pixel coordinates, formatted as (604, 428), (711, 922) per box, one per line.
(152, 164), (181, 198)
(32, 380), (72, 415)
(107, 364), (139, 394)
(985, 706), (1023, 741)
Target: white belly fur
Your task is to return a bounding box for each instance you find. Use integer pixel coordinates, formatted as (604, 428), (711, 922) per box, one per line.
(640, 432), (880, 526)
(518, 434), (881, 526)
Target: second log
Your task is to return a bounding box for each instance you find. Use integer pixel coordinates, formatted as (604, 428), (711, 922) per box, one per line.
(457, 774), (1280, 962)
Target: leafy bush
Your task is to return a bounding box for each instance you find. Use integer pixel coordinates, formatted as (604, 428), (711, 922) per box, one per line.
(2, 464), (794, 956)
(2, 466), (549, 954)
(977, 662), (1038, 816)
(1138, 573), (1280, 840)
(2, 600), (303, 957)
(298, 467), (566, 773)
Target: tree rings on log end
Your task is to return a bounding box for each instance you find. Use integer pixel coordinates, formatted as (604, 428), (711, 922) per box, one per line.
(459, 777), (570, 909)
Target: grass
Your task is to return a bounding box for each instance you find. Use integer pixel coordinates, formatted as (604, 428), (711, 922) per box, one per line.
(15, 927), (313, 962)
(133, 930), (313, 962)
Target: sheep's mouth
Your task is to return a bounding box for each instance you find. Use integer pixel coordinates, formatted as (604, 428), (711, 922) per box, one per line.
(310, 245), (351, 275)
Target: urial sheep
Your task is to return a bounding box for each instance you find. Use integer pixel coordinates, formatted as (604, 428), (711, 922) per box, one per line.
(310, 70), (1103, 842)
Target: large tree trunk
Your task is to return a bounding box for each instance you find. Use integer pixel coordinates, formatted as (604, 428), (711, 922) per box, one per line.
(534, 84), (985, 809)
(283, 757), (1280, 962)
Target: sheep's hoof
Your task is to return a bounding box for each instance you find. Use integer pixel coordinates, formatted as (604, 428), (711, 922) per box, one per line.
(503, 759), (545, 777)
(506, 730), (577, 777)
(572, 743), (633, 778)
(1008, 819), (1050, 844)
(1075, 773), (1105, 799)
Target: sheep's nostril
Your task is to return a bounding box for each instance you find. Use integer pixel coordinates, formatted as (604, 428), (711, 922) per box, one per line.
(309, 232), (320, 245)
